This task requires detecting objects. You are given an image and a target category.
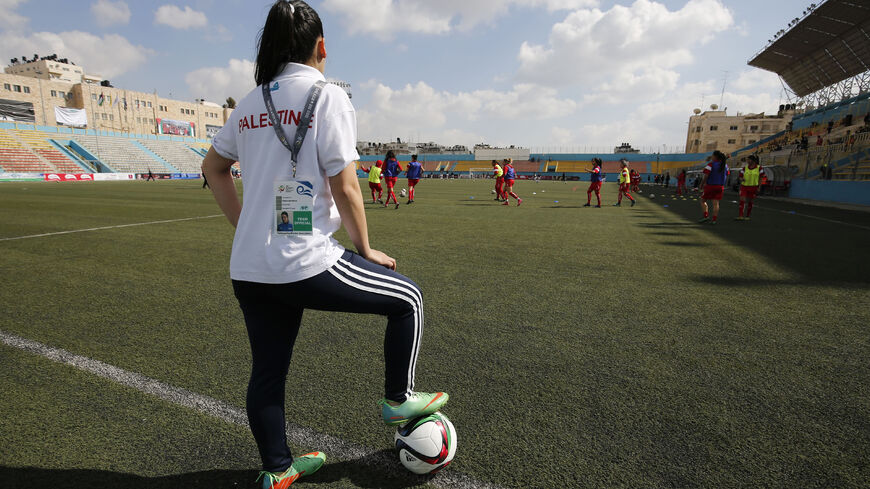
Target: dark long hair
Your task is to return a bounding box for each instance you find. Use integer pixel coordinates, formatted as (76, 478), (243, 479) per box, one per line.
(712, 150), (728, 173)
(385, 150), (396, 161)
(255, 0), (324, 87)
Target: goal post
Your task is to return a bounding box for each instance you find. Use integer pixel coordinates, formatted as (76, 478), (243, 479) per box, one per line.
(467, 168), (492, 179)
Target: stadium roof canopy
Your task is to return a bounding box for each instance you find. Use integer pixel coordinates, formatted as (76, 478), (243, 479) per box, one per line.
(748, 0), (870, 97)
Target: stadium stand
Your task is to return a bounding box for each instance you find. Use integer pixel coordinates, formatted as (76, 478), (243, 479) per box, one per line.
(510, 161), (542, 172)
(71, 135), (171, 174)
(10, 129), (86, 174)
(138, 140), (203, 173)
(0, 129), (55, 173)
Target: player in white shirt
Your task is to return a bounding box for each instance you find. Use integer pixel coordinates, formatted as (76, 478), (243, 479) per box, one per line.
(201, 2), (448, 487)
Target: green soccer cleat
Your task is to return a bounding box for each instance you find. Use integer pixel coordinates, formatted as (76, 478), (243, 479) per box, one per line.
(698, 217), (711, 223)
(379, 392), (449, 426)
(258, 452), (326, 489)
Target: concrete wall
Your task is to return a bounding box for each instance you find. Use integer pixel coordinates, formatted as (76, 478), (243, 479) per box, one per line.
(1, 72), (229, 136)
(789, 179), (870, 206)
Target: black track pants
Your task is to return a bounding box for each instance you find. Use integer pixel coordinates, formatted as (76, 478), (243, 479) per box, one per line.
(232, 250), (424, 472)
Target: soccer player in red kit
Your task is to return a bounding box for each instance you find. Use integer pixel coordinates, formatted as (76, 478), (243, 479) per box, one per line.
(583, 158), (603, 208)
(360, 160), (384, 203)
(676, 170), (687, 195)
(405, 154), (422, 204)
(614, 159), (635, 207)
(736, 154), (764, 221)
(630, 169), (641, 193)
(382, 150), (404, 208)
(699, 151), (730, 224)
(492, 160), (505, 201)
(502, 158), (522, 206)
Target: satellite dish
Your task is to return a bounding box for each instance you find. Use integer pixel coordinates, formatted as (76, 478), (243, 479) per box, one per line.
(710, 104), (719, 110)
(693, 108), (702, 115)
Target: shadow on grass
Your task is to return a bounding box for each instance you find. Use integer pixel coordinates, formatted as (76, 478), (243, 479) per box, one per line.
(647, 191), (870, 284)
(647, 231), (687, 237)
(0, 454), (431, 489)
(661, 241), (704, 247)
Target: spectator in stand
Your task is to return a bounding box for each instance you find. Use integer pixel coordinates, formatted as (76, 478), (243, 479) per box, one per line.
(664, 172), (671, 188)
(816, 135), (824, 146)
(800, 135), (808, 151)
(827, 120), (834, 134)
(864, 112), (869, 127)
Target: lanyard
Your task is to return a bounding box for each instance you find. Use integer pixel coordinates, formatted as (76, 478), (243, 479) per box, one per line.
(262, 79), (326, 178)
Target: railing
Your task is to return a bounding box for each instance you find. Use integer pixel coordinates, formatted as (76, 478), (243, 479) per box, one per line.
(765, 131), (870, 180)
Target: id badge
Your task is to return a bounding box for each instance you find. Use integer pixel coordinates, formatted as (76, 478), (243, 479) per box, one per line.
(273, 180), (314, 236)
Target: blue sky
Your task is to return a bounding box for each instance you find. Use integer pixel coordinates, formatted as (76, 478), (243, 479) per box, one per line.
(0, 0), (808, 151)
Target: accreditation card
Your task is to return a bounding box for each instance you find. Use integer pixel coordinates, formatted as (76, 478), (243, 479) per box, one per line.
(273, 180), (314, 236)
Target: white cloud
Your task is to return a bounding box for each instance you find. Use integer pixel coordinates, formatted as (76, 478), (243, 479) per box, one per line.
(356, 80), (577, 146)
(185, 58), (255, 104)
(0, 0), (28, 28)
(91, 0), (131, 27)
(551, 78), (782, 151)
(321, 0), (598, 39)
(154, 5), (207, 30)
(585, 67), (680, 104)
(0, 30), (152, 78)
(517, 0), (733, 95)
(732, 69), (781, 93)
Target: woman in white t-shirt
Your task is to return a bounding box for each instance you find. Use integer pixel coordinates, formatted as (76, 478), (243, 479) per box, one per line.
(201, 2), (448, 486)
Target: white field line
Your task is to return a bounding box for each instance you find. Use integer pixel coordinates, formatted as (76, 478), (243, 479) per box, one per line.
(0, 330), (500, 489)
(0, 215), (224, 242)
(756, 205), (870, 231)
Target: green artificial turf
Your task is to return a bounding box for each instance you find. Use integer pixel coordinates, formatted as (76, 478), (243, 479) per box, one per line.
(1, 179), (868, 488)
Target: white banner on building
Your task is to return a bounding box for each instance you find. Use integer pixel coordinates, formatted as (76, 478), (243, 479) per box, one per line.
(54, 107), (88, 127)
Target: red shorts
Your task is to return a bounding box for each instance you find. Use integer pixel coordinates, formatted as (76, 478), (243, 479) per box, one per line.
(408, 179), (419, 187)
(619, 183), (630, 192)
(505, 179), (515, 187)
(369, 182), (382, 191)
(588, 182), (602, 192)
(740, 186), (758, 199)
(702, 184), (725, 200)
(385, 177), (398, 188)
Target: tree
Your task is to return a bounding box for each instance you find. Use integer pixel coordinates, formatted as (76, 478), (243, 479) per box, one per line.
(226, 97), (236, 109)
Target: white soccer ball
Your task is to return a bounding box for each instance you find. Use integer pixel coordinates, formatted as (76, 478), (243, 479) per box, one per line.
(395, 412), (457, 475)
(400, 188), (407, 197)
(491, 189), (496, 194)
(650, 194), (655, 199)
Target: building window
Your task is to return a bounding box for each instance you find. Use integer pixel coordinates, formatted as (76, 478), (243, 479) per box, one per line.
(68, 92), (73, 99)
(147, 102), (152, 108)
(101, 113), (107, 120)
(729, 125), (738, 130)
(51, 90), (57, 97)
(748, 140), (756, 144)
(109, 114), (113, 121)
(13, 85), (21, 92)
(727, 139), (737, 144)
(23, 86), (30, 94)
(3, 83), (9, 90)
(750, 125), (758, 131)
(91, 93), (97, 100)
(709, 125), (718, 131)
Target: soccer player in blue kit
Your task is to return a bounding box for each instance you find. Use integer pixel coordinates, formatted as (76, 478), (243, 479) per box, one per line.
(405, 154), (422, 204)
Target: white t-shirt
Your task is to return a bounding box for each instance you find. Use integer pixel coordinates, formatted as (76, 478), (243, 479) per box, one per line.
(212, 63), (359, 284)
